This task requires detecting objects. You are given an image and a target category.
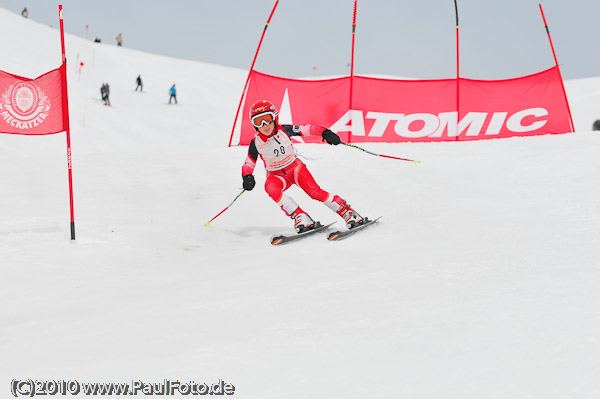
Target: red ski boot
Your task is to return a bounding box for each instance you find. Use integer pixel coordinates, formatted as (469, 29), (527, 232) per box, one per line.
(291, 207), (315, 233)
(332, 195), (364, 229)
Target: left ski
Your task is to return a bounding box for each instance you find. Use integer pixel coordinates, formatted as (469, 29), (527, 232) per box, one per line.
(271, 221), (336, 246)
(327, 217), (382, 241)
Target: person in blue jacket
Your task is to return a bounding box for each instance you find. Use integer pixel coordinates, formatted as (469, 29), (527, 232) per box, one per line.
(168, 84), (177, 104)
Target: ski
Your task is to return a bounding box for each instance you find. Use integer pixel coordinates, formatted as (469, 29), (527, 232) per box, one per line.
(327, 217), (382, 241)
(271, 221), (336, 246)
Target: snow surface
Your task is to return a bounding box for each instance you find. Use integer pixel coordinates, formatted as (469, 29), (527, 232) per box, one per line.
(1, 7), (600, 399)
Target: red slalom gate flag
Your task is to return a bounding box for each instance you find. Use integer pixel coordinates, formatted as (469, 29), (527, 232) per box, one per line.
(0, 64), (67, 135)
(0, 5), (77, 241)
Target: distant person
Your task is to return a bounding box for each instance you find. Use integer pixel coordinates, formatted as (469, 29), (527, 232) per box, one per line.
(169, 84), (177, 104)
(21, 7), (28, 18)
(116, 33), (122, 47)
(100, 83), (110, 106)
(135, 75), (143, 92)
(104, 83), (111, 105)
(100, 84), (106, 103)
(94, 37), (101, 43)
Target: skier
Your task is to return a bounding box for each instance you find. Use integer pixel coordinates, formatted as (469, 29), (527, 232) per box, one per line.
(100, 83), (110, 106)
(135, 75), (143, 92)
(100, 84), (106, 104)
(168, 84), (177, 104)
(21, 7), (28, 18)
(241, 100), (364, 233)
(116, 33), (123, 47)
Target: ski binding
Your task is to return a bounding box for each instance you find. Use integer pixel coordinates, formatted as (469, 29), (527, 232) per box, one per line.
(327, 216), (382, 241)
(271, 221), (336, 246)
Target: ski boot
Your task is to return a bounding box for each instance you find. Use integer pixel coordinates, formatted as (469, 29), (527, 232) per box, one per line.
(332, 196), (364, 229)
(291, 207), (315, 233)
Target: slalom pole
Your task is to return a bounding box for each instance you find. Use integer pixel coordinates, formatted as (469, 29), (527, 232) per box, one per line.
(59, 5), (76, 241)
(539, 4), (574, 132)
(348, 0), (357, 144)
(228, 0), (279, 147)
(454, 0), (460, 141)
(205, 190), (246, 227)
(341, 142), (420, 164)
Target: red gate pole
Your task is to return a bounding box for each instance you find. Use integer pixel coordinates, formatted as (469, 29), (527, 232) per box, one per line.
(539, 4), (574, 132)
(348, 0), (358, 144)
(228, 1), (279, 147)
(59, 5), (75, 241)
(454, 0), (460, 141)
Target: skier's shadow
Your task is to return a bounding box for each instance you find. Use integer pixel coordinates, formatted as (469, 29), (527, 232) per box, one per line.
(224, 225), (284, 239)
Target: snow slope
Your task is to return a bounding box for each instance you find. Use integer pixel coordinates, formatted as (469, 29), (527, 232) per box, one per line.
(1, 7), (599, 399)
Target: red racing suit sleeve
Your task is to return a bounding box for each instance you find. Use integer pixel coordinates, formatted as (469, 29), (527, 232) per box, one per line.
(242, 139), (258, 177)
(281, 124), (327, 138)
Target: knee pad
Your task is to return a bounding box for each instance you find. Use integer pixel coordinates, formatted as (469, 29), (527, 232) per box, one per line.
(296, 165), (329, 202)
(265, 176), (286, 202)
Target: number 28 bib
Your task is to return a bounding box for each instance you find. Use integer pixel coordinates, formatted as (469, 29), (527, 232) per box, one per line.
(255, 131), (297, 171)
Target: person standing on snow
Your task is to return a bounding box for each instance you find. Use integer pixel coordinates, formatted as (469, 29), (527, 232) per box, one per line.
(168, 84), (177, 104)
(100, 83), (106, 104)
(135, 75), (143, 92)
(100, 83), (110, 106)
(241, 100), (365, 233)
(116, 33), (123, 47)
(21, 7), (28, 18)
(105, 83), (110, 105)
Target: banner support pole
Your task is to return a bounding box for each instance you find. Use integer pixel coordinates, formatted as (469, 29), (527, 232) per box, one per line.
(454, 0), (460, 141)
(539, 3), (574, 132)
(228, 1), (279, 147)
(348, 0), (357, 144)
(59, 5), (75, 241)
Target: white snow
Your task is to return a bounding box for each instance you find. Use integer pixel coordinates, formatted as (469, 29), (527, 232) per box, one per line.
(1, 7), (599, 399)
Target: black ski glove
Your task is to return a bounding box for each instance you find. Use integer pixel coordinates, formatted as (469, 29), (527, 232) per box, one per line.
(242, 174), (256, 191)
(322, 129), (341, 145)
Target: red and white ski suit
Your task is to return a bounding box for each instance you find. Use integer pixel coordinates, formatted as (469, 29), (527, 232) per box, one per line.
(241, 123), (342, 216)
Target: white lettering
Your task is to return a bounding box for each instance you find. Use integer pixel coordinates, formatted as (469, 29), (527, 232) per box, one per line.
(421, 111), (488, 138)
(0, 109), (48, 130)
(431, 112), (458, 137)
(329, 108), (550, 139)
(365, 112), (403, 137)
(394, 113), (440, 138)
(329, 109), (365, 136)
(485, 112), (508, 135)
(506, 107), (548, 132)
(461, 112), (487, 136)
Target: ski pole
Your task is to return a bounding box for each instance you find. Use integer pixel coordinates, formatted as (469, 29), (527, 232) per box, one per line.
(341, 142), (420, 163)
(205, 189), (245, 227)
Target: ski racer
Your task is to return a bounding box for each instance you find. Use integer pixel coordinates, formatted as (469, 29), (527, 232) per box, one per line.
(241, 100), (365, 233)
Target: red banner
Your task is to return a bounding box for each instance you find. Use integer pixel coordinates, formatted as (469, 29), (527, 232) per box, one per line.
(0, 65), (67, 135)
(235, 67), (572, 145)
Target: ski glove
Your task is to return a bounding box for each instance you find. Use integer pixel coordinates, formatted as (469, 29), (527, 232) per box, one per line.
(322, 129), (341, 145)
(242, 174), (256, 191)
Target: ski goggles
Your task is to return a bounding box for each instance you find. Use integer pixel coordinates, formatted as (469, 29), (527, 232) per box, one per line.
(251, 112), (275, 128)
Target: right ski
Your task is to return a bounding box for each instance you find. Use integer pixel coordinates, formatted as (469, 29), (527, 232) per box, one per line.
(327, 216), (381, 241)
(271, 221), (336, 246)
